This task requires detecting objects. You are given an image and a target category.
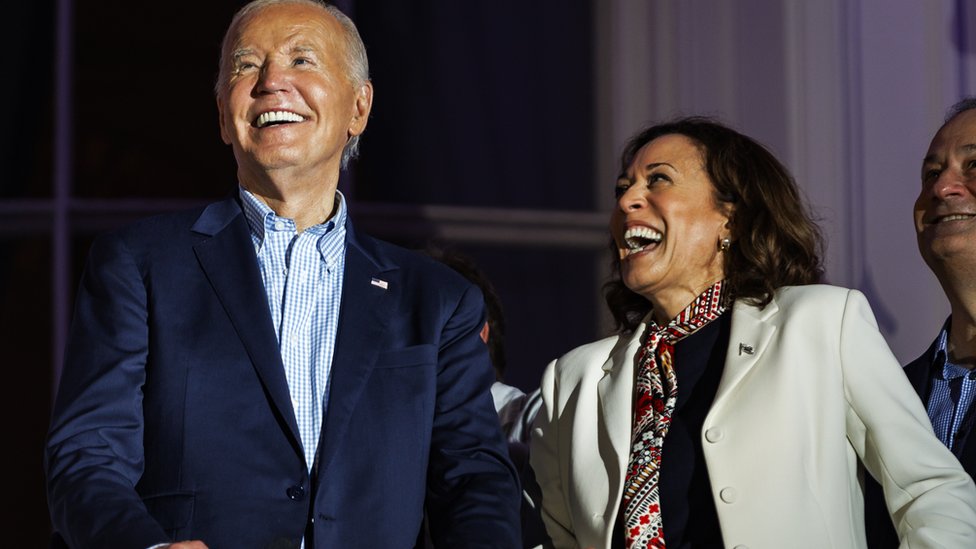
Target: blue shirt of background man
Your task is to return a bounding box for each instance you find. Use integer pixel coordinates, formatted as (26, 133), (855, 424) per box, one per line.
(926, 320), (976, 457)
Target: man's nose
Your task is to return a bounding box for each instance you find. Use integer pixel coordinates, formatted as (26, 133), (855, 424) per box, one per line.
(932, 169), (969, 200)
(255, 62), (289, 94)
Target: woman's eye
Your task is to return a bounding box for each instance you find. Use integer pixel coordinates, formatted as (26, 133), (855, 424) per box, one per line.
(614, 185), (629, 198)
(923, 169), (941, 183)
(647, 173), (670, 185)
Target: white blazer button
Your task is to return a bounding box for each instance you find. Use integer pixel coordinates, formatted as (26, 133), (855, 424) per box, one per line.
(720, 487), (738, 503)
(704, 428), (724, 442)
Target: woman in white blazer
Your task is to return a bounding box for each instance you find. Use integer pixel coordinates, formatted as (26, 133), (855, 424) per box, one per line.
(529, 117), (976, 549)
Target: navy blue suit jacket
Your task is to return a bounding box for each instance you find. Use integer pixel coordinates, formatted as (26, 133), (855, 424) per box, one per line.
(865, 331), (976, 547)
(45, 196), (521, 548)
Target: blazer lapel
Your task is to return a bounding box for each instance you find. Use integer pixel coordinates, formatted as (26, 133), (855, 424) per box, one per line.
(903, 336), (938, 398)
(191, 197), (303, 452)
(597, 325), (645, 506)
(315, 225), (397, 476)
(709, 298), (779, 418)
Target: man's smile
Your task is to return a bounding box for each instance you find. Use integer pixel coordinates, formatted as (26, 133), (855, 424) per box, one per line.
(252, 110), (307, 128)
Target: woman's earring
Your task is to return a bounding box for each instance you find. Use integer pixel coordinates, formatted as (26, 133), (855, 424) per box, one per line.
(719, 237), (731, 252)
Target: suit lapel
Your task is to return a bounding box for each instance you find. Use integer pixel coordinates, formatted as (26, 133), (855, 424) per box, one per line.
(903, 337), (938, 399)
(597, 326), (645, 505)
(709, 298), (779, 418)
(191, 197), (303, 451)
(315, 226), (397, 476)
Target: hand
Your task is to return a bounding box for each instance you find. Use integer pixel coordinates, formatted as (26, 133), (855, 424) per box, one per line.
(164, 542), (209, 549)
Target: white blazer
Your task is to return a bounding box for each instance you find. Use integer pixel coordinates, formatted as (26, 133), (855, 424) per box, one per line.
(530, 285), (976, 549)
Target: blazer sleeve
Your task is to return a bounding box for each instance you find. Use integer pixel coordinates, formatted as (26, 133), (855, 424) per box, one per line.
(45, 233), (169, 549)
(841, 290), (976, 546)
(423, 283), (522, 548)
(530, 357), (581, 549)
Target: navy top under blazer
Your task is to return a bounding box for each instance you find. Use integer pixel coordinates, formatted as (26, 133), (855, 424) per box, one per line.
(612, 313), (730, 549)
(45, 196), (521, 548)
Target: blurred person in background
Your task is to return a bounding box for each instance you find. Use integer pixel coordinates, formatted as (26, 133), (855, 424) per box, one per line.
(423, 245), (546, 548)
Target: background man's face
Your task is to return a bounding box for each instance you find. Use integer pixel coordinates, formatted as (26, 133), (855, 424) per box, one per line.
(217, 3), (371, 178)
(915, 109), (976, 272)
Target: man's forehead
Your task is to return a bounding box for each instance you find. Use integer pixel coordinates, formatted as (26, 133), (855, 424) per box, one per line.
(930, 110), (976, 153)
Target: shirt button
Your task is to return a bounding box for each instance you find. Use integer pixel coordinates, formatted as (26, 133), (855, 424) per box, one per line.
(274, 221), (286, 231)
(720, 487), (738, 503)
(286, 485), (305, 501)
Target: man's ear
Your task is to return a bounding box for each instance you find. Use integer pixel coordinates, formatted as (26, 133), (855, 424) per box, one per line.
(348, 81), (373, 138)
(217, 95), (231, 145)
(479, 321), (490, 344)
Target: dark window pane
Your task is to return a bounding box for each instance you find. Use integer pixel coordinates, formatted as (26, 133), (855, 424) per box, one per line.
(2, 3), (55, 198)
(0, 237), (53, 545)
(353, 0), (595, 210)
(72, 1), (239, 199)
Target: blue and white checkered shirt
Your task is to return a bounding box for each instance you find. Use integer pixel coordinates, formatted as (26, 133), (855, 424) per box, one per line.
(240, 187), (347, 471)
(925, 319), (976, 457)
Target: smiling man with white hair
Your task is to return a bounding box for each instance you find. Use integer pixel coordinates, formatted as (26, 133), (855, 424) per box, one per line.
(44, 1), (520, 547)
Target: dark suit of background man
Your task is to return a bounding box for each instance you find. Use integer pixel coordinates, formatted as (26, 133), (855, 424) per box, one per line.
(43, 0), (521, 547)
(866, 97), (976, 547)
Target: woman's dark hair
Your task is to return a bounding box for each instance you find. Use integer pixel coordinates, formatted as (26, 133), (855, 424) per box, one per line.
(605, 116), (825, 333)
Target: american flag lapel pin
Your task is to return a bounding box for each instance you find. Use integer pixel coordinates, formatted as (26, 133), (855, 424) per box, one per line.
(370, 277), (389, 290)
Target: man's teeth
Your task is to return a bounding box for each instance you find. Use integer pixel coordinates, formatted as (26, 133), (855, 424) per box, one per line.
(938, 214), (975, 223)
(255, 111), (305, 128)
(623, 226), (663, 255)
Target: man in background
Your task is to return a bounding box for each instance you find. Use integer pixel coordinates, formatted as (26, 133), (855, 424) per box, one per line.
(866, 97), (976, 547)
(44, 1), (520, 547)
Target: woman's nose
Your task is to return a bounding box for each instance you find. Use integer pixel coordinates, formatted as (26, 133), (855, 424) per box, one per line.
(617, 185), (646, 211)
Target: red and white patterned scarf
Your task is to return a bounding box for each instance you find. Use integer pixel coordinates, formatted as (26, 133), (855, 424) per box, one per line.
(621, 280), (729, 548)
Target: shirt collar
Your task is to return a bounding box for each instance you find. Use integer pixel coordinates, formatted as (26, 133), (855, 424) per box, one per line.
(238, 186), (347, 248)
(933, 317), (976, 381)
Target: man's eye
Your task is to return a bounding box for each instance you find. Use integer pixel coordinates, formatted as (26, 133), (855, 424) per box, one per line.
(293, 57), (313, 66)
(923, 169), (941, 183)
